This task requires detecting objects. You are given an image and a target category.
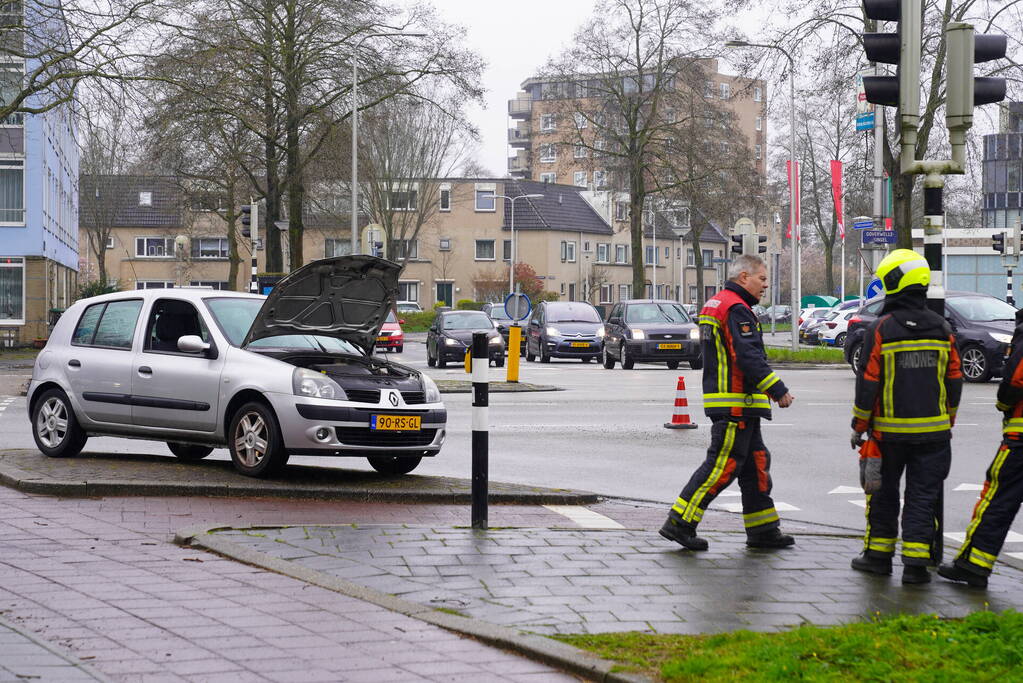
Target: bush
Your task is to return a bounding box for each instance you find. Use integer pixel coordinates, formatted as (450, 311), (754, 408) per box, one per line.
(433, 301), (448, 311)
(77, 280), (119, 300)
(401, 311), (436, 332)
(456, 299), (483, 310)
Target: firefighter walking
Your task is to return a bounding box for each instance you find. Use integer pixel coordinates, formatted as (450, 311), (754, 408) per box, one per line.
(850, 249), (963, 584)
(660, 254), (796, 552)
(939, 307), (1023, 589)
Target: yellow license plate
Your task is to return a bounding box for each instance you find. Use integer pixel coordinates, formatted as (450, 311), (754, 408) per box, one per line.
(570, 341), (590, 348)
(376, 336), (389, 342)
(658, 343), (682, 350)
(371, 415), (421, 431)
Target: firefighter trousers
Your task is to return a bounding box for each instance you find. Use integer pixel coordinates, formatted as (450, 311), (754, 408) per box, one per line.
(863, 440), (951, 566)
(953, 441), (1023, 576)
(669, 416), (779, 533)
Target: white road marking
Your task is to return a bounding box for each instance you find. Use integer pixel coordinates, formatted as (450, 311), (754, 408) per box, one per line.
(849, 500), (867, 508)
(944, 531), (1023, 544)
(829, 485), (862, 495)
(543, 505), (624, 529)
(760, 423), (794, 427)
(712, 501), (800, 513)
(1007, 552), (1023, 561)
(954, 483), (984, 492)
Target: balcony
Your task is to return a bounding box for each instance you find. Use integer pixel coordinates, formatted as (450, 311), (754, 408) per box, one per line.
(507, 150), (530, 176)
(508, 98), (532, 118)
(507, 123), (531, 148)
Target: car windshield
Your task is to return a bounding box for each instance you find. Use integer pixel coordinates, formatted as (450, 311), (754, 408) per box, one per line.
(385, 311), (397, 323)
(547, 303), (601, 323)
(825, 311), (840, 321)
(206, 297), (362, 354)
(947, 296), (1018, 323)
(812, 309), (832, 319)
(625, 303), (691, 324)
(487, 306), (512, 320)
(442, 312), (495, 330)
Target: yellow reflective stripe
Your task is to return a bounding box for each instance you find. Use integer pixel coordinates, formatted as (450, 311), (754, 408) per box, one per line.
(862, 493), (873, 552)
(867, 538), (896, 553)
(853, 405), (871, 420)
(996, 401), (1011, 412)
(743, 507), (779, 528)
(756, 373), (780, 392)
(938, 348), (948, 413)
(684, 421), (737, 522)
(883, 352), (895, 416)
(714, 329), (728, 392)
(969, 548), (997, 569)
(671, 497), (704, 522)
(1003, 418), (1023, 434)
(903, 541), (931, 558)
(872, 415), (951, 433)
(880, 340), (950, 353)
(959, 445), (1011, 560)
(703, 392), (771, 410)
(699, 315), (720, 327)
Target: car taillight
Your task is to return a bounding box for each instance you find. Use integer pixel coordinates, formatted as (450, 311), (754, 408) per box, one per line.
(826, 322), (837, 329)
(798, 317), (803, 325)
(849, 317), (861, 324)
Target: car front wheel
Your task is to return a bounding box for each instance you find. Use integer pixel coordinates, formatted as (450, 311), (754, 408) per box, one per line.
(689, 355), (703, 370)
(621, 343), (634, 370)
(961, 345), (991, 383)
(602, 344), (616, 369)
(228, 401), (288, 477)
(167, 442), (214, 461)
(368, 455), (422, 475)
(835, 332), (847, 348)
(32, 388), (87, 458)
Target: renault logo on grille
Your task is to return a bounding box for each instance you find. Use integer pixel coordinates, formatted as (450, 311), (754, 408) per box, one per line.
(389, 391), (400, 407)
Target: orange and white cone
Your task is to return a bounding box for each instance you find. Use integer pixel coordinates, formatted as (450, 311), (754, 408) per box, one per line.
(664, 375), (698, 429)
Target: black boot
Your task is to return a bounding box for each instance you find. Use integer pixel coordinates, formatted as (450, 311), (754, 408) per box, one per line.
(902, 564), (931, 585)
(937, 563), (988, 589)
(746, 528), (795, 549)
(851, 551), (892, 575)
(659, 518), (708, 551)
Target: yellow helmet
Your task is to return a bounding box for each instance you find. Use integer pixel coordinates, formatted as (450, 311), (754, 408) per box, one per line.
(876, 249), (930, 295)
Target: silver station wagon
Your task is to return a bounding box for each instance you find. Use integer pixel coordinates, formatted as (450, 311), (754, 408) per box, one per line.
(26, 255), (446, 477)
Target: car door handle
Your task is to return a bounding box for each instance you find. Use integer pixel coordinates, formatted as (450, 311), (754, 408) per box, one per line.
(67, 359), (81, 368)
(137, 366), (152, 375)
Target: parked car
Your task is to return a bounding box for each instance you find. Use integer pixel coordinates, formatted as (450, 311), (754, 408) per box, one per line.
(601, 300), (702, 370)
(816, 309), (858, 347)
(761, 304), (792, 323)
(844, 291), (1017, 382)
(375, 310), (404, 353)
(26, 255), (446, 478)
(481, 302), (527, 352)
(396, 301), (423, 313)
(525, 300), (604, 363)
(799, 307), (834, 342)
(426, 310), (505, 368)
(681, 303), (699, 318)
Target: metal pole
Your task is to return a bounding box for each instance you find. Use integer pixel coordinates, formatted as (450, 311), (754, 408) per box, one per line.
(470, 331), (489, 530)
(350, 54), (360, 257)
(653, 219), (657, 297)
(509, 199), (516, 295)
(1008, 268), (1015, 307)
(678, 235), (684, 303)
(922, 175), (945, 565)
(787, 52), (798, 351)
(250, 201), (259, 294)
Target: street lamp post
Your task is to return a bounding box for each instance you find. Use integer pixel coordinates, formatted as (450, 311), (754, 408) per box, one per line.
(725, 40), (799, 351)
(495, 193), (544, 295)
(350, 31), (427, 257)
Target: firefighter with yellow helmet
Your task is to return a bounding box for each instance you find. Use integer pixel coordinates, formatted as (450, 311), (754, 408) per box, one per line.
(850, 249), (963, 584)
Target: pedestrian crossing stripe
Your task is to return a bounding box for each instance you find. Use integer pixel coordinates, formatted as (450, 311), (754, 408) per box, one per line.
(712, 501), (800, 513)
(543, 505), (624, 529)
(829, 486), (862, 495)
(945, 531), (1023, 544)
(1007, 552), (1023, 561)
(953, 483), (984, 491)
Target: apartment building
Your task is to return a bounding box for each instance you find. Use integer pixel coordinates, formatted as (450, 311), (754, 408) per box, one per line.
(0, 11), (79, 347)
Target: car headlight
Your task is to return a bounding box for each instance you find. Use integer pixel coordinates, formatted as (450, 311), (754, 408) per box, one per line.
(596, 326), (605, 338)
(489, 335), (502, 345)
(632, 329), (646, 340)
(422, 373), (442, 403)
(689, 328), (700, 340)
(990, 332), (1012, 344)
(546, 326), (561, 336)
(292, 367), (346, 400)
(444, 337), (458, 346)
(378, 331), (391, 337)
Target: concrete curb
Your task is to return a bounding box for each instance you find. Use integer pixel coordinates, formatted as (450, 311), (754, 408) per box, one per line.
(0, 613), (112, 682)
(175, 524), (652, 683)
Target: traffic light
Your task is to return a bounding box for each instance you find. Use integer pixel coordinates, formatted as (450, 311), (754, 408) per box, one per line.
(730, 233), (744, 255)
(946, 22), (1007, 138)
(1011, 227), (1020, 259)
(992, 231), (1005, 253)
(744, 234), (768, 255)
(239, 203), (256, 238)
(861, 0), (921, 126)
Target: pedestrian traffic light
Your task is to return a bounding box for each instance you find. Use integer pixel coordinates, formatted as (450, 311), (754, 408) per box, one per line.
(992, 231), (1005, 253)
(861, 0), (921, 125)
(240, 203), (256, 239)
(946, 22), (1007, 139)
(730, 233), (744, 255)
(745, 234), (768, 255)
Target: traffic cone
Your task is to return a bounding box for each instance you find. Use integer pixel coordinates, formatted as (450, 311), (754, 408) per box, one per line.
(664, 375), (698, 429)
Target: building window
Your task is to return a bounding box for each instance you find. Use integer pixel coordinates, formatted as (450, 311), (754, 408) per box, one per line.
(615, 244), (629, 264)
(574, 144), (587, 159)
(599, 284), (613, 304)
(398, 281), (419, 302)
(720, 82), (730, 100)
(573, 171), (587, 187)
(664, 246), (670, 260)
(106, 236), (115, 249)
(135, 281), (175, 289)
(0, 256), (24, 324)
(475, 239), (496, 260)
(645, 245), (656, 265)
(614, 201), (629, 222)
(561, 241), (576, 262)
(539, 144), (556, 163)
(0, 160), (25, 224)
(393, 239), (419, 260)
(190, 237), (229, 259)
(325, 238), (351, 257)
(687, 248), (695, 266)
(755, 116), (762, 131)
(190, 281), (230, 290)
(755, 144), (762, 160)
(387, 189), (418, 211)
(593, 170), (607, 188)
(754, 86), (762, 102)
(439, 238), (452, 251)
(703, 249), (714, 268)
(596, 243), (610, 263)
(135, 237), (175, 258)
(439, 186), (451, 211)
(689, 285), (698, 302)
(618, 284), (632, 301)
(138, 191), (152, 207)
(704, 81), (715, 98)
(475, 189), (496, 211)
(540, 113), (557, 131)
(574, 112), (588, 129)
(540, 172), (556, 183)
(502, 239), (512, 261)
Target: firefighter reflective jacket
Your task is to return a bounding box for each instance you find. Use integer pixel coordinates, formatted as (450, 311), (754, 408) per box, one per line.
(851, 292), (963, 442)
(995, 309), (1023, 436)
(699, 282), (788, 419)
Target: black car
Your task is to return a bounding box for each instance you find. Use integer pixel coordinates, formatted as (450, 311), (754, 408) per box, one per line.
(426, 310), (505, 368)
(601, 299), (702, 370)
(481, 302), (527, 353)
(844, 291), (1016, 382)
(525, 300), (603, 363)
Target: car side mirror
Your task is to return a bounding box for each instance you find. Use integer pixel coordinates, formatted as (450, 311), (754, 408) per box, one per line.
(177, 335), (210, 354)
(609, 317), (621, 325)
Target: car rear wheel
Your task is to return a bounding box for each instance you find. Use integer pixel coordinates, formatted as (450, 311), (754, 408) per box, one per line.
(835, 332), (847, 348)
(437, 353), (447, 368)
(621, 344), (634, 370)
(167, 442), (214, 461)
(494, 356), (505, 367)
(32, 388), (87, 458)
(427, 349), (436, 367)
(396, 345), (404, 353)
(667, 360), (680, 370)
(540, 345), (551, 363)
(368, 455), (422, 475)
(848, 342), (862, 373)
(228, 401), (288, 478)
(602, 345), (616, 369)
(961, 345), (991, 383)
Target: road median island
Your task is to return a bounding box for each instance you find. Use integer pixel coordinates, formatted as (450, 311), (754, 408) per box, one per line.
(0, 449), (596, 505)
(436, 379), (562, 393)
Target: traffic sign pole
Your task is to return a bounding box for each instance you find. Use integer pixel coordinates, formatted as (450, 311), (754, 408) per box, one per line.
(503, 291), (530, 384)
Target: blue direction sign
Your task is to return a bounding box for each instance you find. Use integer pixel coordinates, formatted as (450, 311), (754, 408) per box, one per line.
(852, 220), (874, 230)
(855, 112), (875, 131)
(866, 278), (884, 299)
(862, 229), (896, 244)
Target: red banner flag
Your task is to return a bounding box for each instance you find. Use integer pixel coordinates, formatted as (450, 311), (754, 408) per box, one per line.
(830, 160), (844, 239)
(786, 160), (801, 241)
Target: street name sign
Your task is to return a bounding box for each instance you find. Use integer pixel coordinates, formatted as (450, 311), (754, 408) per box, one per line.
(862, 229), (896, 244)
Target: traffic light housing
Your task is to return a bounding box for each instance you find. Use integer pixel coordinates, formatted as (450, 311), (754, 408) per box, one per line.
(946, 22), (1007, 138)
(240, 203), (256, 239)
(744, 234), (768, 255)
(730, 233), (744, 255)
(992, 231), (1005, 254)
(861, 0), (921, 127)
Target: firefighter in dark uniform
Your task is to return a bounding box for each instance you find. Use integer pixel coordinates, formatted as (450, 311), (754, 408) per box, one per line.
(660, 254), (796, 551)
(850, 249), (963, 584)
(939, 307), (1023, 589)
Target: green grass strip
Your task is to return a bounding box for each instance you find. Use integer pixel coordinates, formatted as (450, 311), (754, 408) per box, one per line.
(556, 611), (1023, 681)
(766, 345), (846, 364)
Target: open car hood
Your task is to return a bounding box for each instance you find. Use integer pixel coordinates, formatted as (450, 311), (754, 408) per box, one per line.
(241, 255), (400, 355)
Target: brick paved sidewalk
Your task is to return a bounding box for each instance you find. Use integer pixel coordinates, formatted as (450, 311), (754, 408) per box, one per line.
(0, 615), (109, 681)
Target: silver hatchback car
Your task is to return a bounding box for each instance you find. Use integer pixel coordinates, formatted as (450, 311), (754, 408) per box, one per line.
(26, 255), (446, 477)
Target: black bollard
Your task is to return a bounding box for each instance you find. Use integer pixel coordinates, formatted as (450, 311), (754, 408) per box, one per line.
(470, 331), (489, 529)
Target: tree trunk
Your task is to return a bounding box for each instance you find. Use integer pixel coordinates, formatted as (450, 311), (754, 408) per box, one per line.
(629, 164), (646, 297)
(261, 0), (281, 273)
(692, 232), (705, 308)
(225, 180), (240, 291)
(894, 173), (914, 249)
(823, 241), (835, 296)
